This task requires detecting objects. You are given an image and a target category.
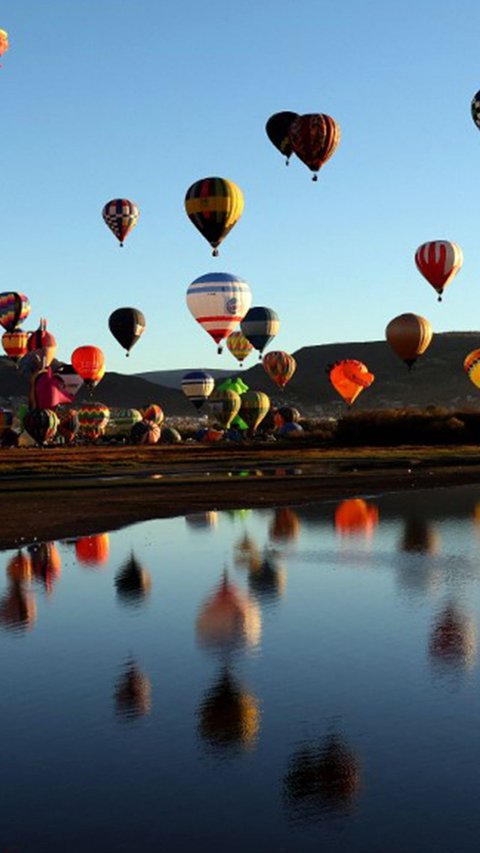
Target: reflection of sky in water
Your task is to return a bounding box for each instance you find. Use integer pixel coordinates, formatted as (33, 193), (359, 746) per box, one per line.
(2, 486), (480, 851)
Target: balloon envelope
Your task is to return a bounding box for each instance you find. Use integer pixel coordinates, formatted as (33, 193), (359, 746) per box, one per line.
(328, 360), (374, 406)
(0, 292), (30, 333)
(226, 331), (254, 365)
(263, 351), (296, 389)
(265, 111), (298, 161)
(181, 371), (215, 410)
(385, 313), (433, 368)
(240, 307), (280, 356)
(414, 240), (463, 300)
(185, 177), (244, 255)
(71, 346), (105, 388)
(187, 272), (252, 350)
(108, 307), (145, 355)
(102, 199), (139, 246)
(288, 113), (341, 179)
(240, 390), (271, 432)
(209, 389), (241, 429)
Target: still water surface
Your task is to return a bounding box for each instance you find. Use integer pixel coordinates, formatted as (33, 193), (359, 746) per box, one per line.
(2, 485), (480, 852)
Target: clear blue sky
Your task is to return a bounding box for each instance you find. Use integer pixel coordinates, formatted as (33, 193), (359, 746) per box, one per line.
(2, 0), (480, 374)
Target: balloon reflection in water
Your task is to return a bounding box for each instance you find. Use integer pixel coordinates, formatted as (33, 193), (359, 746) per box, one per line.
(198, 667), (260, 751)
(335, 499), (379, 538)
(75, 533), (110, 567)
(196, 573), (261, 652)
(400, 520), (440, 555)
(0, 582), (37, 632)
(114, 661), (152, 720)
(284, 735), (361, 819)
(234, 534), (262, 573)
(429, 604), (477, 672)
(269, 508), (301, 542)
(27, 542), (61, 595)
(248, 553), (287, 601)
(7, 550), (32, 584)
(185, 511), (218, 530)
(115, 554), (151, 606)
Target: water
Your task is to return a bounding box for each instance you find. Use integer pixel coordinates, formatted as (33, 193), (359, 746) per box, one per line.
(2, 484), (480, 852)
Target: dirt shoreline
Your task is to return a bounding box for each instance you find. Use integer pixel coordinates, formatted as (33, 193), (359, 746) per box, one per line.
(3, 444), (480, 549)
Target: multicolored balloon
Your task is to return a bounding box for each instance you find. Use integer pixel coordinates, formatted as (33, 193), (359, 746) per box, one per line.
(2, 329), (29, 362)
(78, 402), (110, 441)
(142, 404), (164, 425)
(181, 371), (215, 411)
(385, 313), (433, 369)
(240, 390), (270, 433)
(464, 349), (480, 389)
(265, 111), (298, 164)
(0, 29), (9, 64)
(471, 90), (480, 130)
(187, 272), (252, 353)
(328, 359), (375, 406)
(263, 351), (296, 389)
(23, 408), (59, 446)
(102, 199), (139, 247)
(108, 307), (145, 356)
(106, 408), (142, 436)
(185, 177), (244, 256)
(288, 113), (341, 180)
(71, 346), (105, 389)
(0, 292), (30, 333)
(131, 420), (161, 445)
(226, 331), (254, 366)
(240, 307), (280, 358)
(58, 409), (79, 444)
(414, 240), (463, 301)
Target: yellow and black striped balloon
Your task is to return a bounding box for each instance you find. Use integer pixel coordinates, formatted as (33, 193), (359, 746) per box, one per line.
(185, 177), (244, 256)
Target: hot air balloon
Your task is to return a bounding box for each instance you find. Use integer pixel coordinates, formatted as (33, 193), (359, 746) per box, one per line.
(226, 331), (254, 366)
(270, 507), (301, 542)
(335, 499), (379, 538)
(240, 390), (270, 433)
(75, 534), (110, 567)
(23, 408), (59, 446)
(248, 553), (287, 601)
(28, 542), (61, 595)
(27, 319), (57, 367)
(198, 667), (260, 749)
(108, 307), (145, 356)
(181, 371), (215, 411)
(107, 408), (142, 437)
(57, 409), (79, 445)
(328, 359), (375, 406)
(209, 389), (241, 429)
(274, 406), (301, 429)
(29, 367), (76, 410)
(71, 346), (105, 390)
(429, 604), (476, 671)
(17, 349), (46, 381)
(385, 313), (433, 369)
(263, 351), (296, 389)
(0, 29), (9, 65)
(241, 307), (280, 358)
(464, 349), (480, 389)
(142, 404), (164, 425)
(288, 113), (341, 180)
(265, 111), (298, 164)
(130, 419), (161, 444)
(161, 426), (182, 444)
(186, 272), (252, 354)
(471, 89), (480, 130)
(0, 292), (30, 333)
(414, 240), (463, 301)
(102, 199), (139, 247)
(284, 735), (361, 817)
(2, 329), (29, 362)
(77, 402), (110, 441)
(185, 177), (244, 256)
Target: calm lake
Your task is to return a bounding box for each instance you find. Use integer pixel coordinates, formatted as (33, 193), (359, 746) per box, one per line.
(2, 484), (480, 852)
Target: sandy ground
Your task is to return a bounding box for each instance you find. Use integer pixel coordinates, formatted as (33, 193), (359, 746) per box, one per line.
(2, 443), (480, 549)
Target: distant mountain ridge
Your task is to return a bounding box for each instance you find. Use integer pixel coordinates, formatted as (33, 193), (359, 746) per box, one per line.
(136, 368), (233, 388)
(2, 332), (480, 416)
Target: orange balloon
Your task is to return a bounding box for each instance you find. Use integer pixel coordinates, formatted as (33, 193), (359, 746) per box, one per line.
(328, 360), (374, 406)
(71, 346), (105, 388)
(75, 533), (110, 567)
(335, 499), (379, 538)
(385, 313), (433, 369)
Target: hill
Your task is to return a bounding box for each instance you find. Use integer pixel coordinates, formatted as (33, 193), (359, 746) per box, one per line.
(2, 332), (480, 416)
(136, 368), (233, 388)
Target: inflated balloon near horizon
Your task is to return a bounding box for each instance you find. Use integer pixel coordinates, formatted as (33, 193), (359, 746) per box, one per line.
(385, 313), (433, 369)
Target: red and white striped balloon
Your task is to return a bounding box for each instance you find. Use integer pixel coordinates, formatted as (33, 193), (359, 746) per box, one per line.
(414, 240), (463, 301)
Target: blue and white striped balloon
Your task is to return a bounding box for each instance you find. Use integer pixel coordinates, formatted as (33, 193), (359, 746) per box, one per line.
(181, 371), (215, 411)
